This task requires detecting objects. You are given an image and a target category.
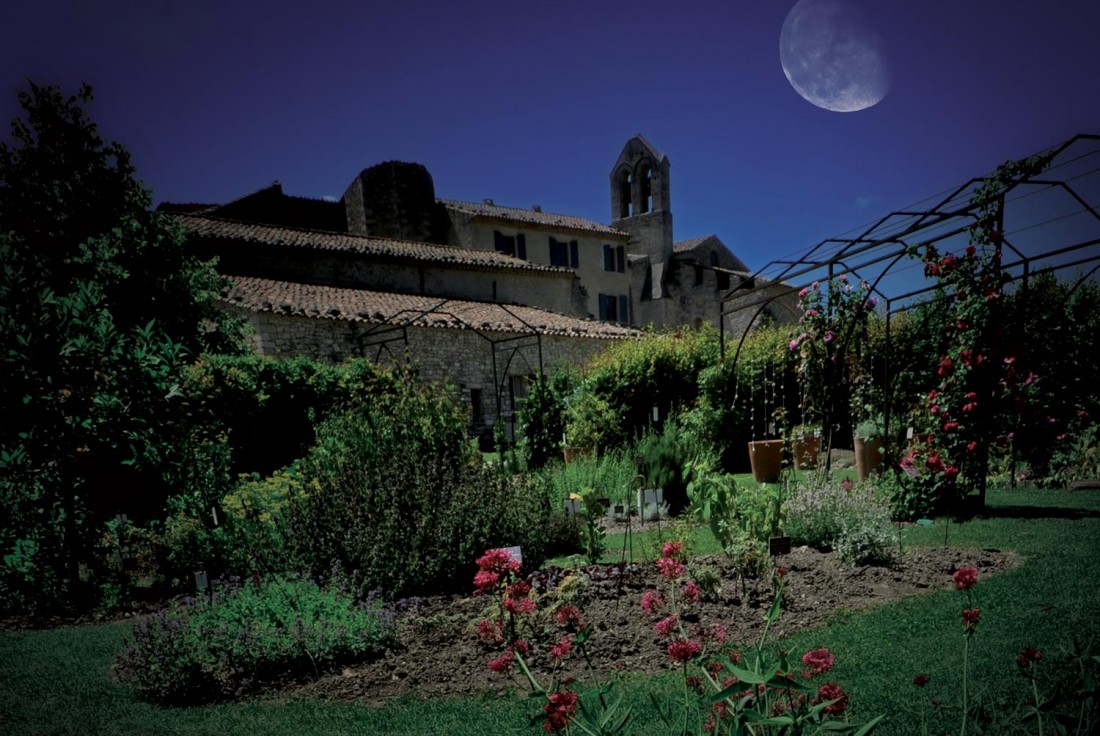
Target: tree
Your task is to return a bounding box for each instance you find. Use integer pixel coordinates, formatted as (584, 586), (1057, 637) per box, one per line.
(0, 82), (244, 610)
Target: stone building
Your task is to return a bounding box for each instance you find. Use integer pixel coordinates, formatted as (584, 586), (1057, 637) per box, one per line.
(163, 135), (794, 430)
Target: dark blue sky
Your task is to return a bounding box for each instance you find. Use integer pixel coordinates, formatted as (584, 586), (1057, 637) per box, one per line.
(2, 0), (1098, 271)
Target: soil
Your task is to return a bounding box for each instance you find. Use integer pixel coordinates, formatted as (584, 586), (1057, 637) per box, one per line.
(294, 544), (1020, 706)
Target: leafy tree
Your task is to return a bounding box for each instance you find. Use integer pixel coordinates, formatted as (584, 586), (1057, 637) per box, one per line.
(0, 82), (243, 610)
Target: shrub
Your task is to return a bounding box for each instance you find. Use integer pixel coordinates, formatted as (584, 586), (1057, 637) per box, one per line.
(538, 447), (638, 511)
(785, 479), (897, 565)
(518, 369), (576, 469)
(284, 382), (551, 597)
(113, 575), (395, 704)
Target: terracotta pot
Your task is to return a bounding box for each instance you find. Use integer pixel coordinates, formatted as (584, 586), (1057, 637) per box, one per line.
(747, 439), (784, 483)
(791, 434), (820, 471)
(562, 446), (592, 464)
(854, 435), (883, 481)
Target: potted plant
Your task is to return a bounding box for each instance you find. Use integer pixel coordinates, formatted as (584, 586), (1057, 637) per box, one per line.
(748, 407), (786, 484)
(787, 423), (822, 471)
(854, 415), (885, 481)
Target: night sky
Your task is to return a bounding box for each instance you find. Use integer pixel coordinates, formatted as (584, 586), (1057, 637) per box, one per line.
(2, 0), (1098, 273)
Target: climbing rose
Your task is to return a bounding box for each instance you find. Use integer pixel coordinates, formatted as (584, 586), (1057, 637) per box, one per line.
(543, 690), (578, 733)
(962, 608), (981, 627)
(953, 567), (979, 591)
(817, 683), (848, 714)
(640, 591), (664, 615)
(668, 639), (702, 663)
(944, 466), (960, 481)
(801, 647), (836, 676)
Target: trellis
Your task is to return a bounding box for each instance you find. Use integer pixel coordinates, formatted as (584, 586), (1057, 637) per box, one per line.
(718, 133), (1100, 478)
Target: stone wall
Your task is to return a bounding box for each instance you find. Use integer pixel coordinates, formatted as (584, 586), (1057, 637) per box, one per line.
(233, 307), (623, 427)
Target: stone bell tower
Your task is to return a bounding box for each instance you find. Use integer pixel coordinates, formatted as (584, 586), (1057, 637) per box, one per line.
(610, 135), (674, 301)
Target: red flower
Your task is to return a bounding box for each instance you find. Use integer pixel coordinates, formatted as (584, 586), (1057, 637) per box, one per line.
(817, 683), (848, 714)
(801, 647), (836, 676)
(943, 421), (960, 433)
(543, 690), (578, 733)
(555, 605), (584, 630)
(1017, 647), (1042, 668)
(487, 650), (514, 673)
(507, 580), (531, 598)
(953, 567), (979, 591)
(473, 570), (500, 594)
(962, 608), (981, 627)
(476, 618), (502, 642)
(775, 566), (789, 579)
(549, 635), (573, 660)
(513, 638), (531, 656)
(668, 639), (702, 663)
(966, 245), (977, 257)
(913, 674), (930, 687)
(681, 580), (702, 603)
(938, 357), (954, 377)
(655, 615), (679, 639)
(961, 402), (978, 414)
(944, 466), (960, 481)
(477, 548), (520, 574)
(640, 591), (664, 616)
(503, 597), (536, 616)
(966, 441), (979, 453)
(662, 540), (684, 560)
(657, 557), (686, 580)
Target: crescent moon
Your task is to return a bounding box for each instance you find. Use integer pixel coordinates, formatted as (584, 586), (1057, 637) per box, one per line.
(779, 0), (890, 113)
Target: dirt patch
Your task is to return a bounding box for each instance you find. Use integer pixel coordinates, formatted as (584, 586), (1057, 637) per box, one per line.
(294, 545), (1019, 706)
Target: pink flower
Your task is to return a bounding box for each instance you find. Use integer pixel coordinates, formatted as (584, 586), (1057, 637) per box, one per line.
(503, 596), (536, 616)
(681, 581), (702, 603)
(943, 421), (960, 433)
(655, 615), (679, 639)
(487, 650), (514, 673)
(668, 639), (702, 663)
(775, 567), (788, 579)
(953, 567), (979, 591)
(962, 608), (981, 627)
(801, 647), (836, 676)
(944, 466), (960, 481)
(550, 635), (573, 659)
(555, 605), (584, 630)
(476, 618), (502, 642)
(473, 570), (500, 593)
(966, 441), (978, 453)
(708, 624), (728, 645)
(513, 638), (530, 656)
(477, 548), (520, 574)
(543, 690), (578, 733)
(661, 541), (684, 560)
(817, 683), (848, 714)
(657, 557), (686, 580)
(640, 591), (665, 616)
(507, 580), (531, 598)
(938, 357), (954, 377)
(823, 330), (835, 344)
(840, 479), (854, 491)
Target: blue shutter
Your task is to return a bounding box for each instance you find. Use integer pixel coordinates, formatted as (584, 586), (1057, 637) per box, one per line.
(598, 294), (608, 321)
(570, 240), (579, 268)
(516, 233), (527, 260)
(616, 245), (625, 272)
(618, 295), (629, 324)
(603, 244), (614, 271)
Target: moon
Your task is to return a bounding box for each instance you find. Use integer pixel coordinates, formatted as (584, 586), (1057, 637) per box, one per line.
(780, 0), (890, 112)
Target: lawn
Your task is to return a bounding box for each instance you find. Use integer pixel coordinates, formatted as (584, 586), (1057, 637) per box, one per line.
(2, 485), (1097, 735)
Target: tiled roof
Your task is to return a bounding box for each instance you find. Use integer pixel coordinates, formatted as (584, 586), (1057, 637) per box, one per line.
(223, 276), (641, 339)
(440, 199), (629, 238)
(673, 235), (715, 253)
(173, 214), (572, 275)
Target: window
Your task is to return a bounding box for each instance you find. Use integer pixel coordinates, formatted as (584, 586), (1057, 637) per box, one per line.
(603, 244), (625, 272)
(550, 237), (568, 266)
(694, 264), (703, 286)
(716, 270), (730, 291)
(598, 293), (630, 324)
(570, 240), (579, 268)
(494, 230), (526, 260)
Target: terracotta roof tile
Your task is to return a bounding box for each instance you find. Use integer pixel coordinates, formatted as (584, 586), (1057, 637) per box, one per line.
(173, 213), (571, 275)
(223, 276), (641, 339)
(440, 199), (628, 238)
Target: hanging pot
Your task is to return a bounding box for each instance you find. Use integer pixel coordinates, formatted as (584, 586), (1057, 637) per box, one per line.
(790, 434), (821, 471)
(853, 435), (883, 481)
(748, 439), (784, 483)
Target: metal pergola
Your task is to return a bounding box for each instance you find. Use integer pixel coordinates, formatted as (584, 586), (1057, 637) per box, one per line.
(717, 133), (1100, 478)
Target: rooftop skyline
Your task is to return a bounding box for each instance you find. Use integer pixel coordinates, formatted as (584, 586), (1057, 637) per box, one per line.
(2, 1), (1098, 273)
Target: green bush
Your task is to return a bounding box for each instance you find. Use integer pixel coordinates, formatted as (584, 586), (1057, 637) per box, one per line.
(113, 575), (394, 704)
(539, 448), (638, 511)
(785, 478), (897, 565)
(284, 382), (551, 597)
(518, 369), (576, 469)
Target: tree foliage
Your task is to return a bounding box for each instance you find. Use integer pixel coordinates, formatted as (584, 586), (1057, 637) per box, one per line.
(0, 82), (243, 610)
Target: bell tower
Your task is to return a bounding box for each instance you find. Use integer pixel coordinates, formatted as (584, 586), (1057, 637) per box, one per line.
(610, 135), (673, 299)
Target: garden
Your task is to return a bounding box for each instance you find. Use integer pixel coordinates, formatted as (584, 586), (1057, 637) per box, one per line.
(2, 86), (1100, 735)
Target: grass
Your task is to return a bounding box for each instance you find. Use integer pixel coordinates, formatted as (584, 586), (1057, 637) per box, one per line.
(2, 486), (1097, 735)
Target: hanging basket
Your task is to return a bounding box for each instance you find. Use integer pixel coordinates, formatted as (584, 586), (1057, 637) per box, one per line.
(748, 439), (784, 483)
